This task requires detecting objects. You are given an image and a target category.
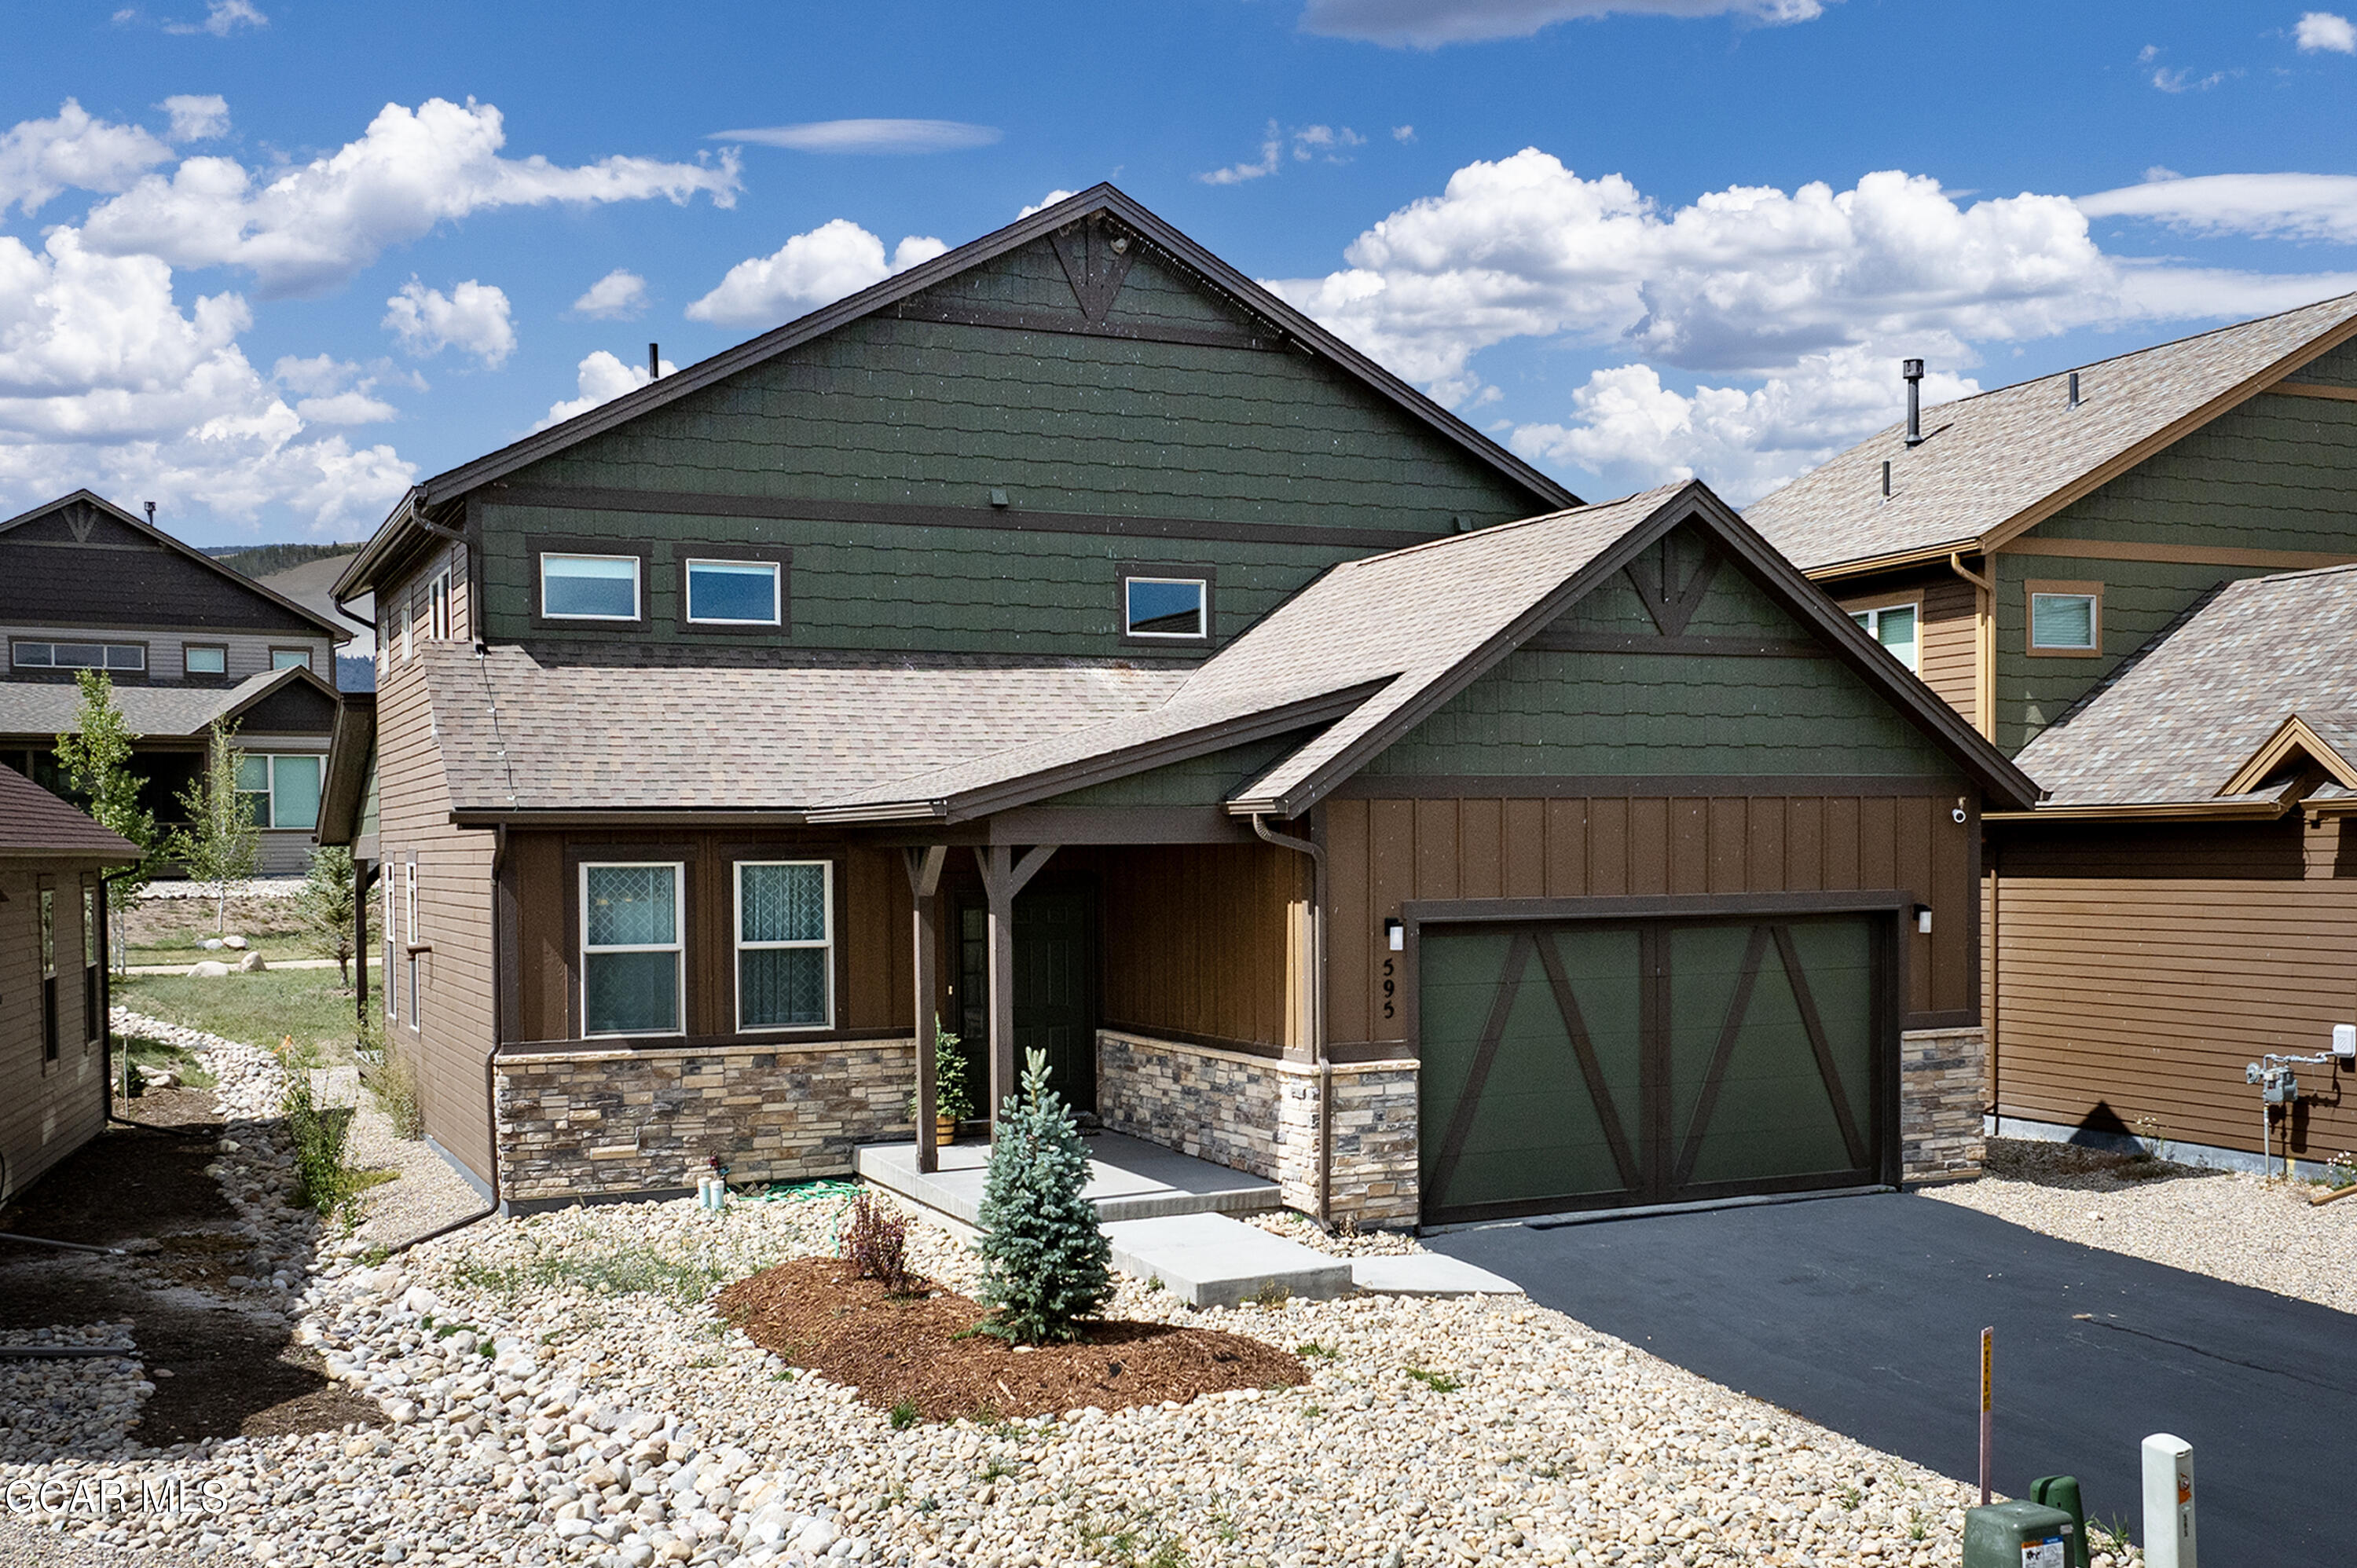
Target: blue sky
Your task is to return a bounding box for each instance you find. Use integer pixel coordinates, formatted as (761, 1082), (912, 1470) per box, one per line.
(5, 0), (2357, 544)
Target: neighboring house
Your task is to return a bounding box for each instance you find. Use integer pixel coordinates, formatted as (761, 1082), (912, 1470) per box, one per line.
(0, 491), (350, 874)
(254, 551), (377, 691)
(321, 186), (2032, 1225)
(0, 763), (139, 1203)
(1747, 295), (2357, 1174)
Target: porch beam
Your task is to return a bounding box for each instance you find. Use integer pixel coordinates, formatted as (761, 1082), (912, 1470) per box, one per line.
(975, 841), (1058, 1131)
(904, 846), (947, 1174)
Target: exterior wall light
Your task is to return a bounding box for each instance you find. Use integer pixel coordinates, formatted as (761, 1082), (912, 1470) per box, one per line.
(1384, 917), (1405, 952)
(1913, 904), (1933, 936)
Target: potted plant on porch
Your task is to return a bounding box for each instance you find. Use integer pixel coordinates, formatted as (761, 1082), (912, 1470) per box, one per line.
(908, 1020), (973, 1145)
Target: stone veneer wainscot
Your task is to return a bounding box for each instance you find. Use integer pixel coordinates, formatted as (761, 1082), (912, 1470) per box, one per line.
(492, 1037), (915, 1206)
(1096, 1029), (1419, 1227)
(1898, 1026), (1986, 1183)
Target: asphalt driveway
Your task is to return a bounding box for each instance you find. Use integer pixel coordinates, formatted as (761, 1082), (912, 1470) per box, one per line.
(1431, 1191), (2355, 1564)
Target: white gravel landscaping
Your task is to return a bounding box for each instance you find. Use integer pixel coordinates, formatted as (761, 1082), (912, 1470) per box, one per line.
(1924, 1141), (2357, 1315)
(6, 1031), (2145, 1568)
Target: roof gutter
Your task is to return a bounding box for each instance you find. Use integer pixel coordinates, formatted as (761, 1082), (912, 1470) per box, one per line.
(1985, 797), (2298, 823)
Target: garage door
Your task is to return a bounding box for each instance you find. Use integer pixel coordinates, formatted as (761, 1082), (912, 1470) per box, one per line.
(1418, 913), (1888, 1225)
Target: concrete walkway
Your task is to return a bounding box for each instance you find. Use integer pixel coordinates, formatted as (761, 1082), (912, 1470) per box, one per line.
(854, 1130), (1280, 1227)
(1431, 1190), (2357, 1564)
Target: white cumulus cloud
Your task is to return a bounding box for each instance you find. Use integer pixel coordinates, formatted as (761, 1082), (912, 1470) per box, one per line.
(0, 227), (412, 529)
(383, 279), (515, 367)
(1199, 123), (1369, 185)
(533, 349), (676, 431)
(2297, 11), (2356, 52)
(80, 96), (740, 297)
(159, 93), (230, 142)
(571, 268), (648, 320)
(1299, 0), (1824, 48)
(685, 222), (948, 328)
(0, 100), (174, 217)
(1019, 189), (1078, 218)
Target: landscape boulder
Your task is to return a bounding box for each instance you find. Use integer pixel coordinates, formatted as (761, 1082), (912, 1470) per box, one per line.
(185, 960), (232, 978)
(236, 951), (267, 973)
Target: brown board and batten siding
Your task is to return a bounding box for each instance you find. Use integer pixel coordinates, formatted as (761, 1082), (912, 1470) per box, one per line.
(375, 536), (501, 1186)
(1091, 841), (1306, 1057)
(1988, 817), (2357, 1163)
(1325, 790), (1977, 1054)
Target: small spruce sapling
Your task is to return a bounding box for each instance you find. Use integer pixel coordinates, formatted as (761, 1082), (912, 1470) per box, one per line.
(973, 1048), (1111, 1343)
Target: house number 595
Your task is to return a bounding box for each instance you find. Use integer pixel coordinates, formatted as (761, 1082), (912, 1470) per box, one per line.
(1381, 957), (1395, 1020)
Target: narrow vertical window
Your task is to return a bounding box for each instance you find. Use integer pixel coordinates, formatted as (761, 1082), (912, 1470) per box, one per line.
(382, 870), (397, 1020)
(429, 568), (453, 641)
(405, 859), (420, 1031)
(735, 861), (832, 1031)
(82, 884), (101, 1048)
(581, 863), (684, 1037)
(39, 888), (57, 1064)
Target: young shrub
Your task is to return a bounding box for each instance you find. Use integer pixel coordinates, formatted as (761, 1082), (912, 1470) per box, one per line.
(840, 1190), (916, 1292)
(973, 1048), (1111, 1343)
(280, 1041), (356, 1214)
(292, 844), (357, 985)
(56, 669), (159, 965)
(906, 1019), (975, 1125)
(369, 1023), (424, 1141)
(165, 718), (261, 932)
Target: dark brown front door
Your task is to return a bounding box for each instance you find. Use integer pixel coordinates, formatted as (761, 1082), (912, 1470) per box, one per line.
(1417, 912), (1889, 1225)
(957, 887), (1098, 1114)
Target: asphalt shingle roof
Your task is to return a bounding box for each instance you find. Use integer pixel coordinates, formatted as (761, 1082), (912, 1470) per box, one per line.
(0, 763), (140, 858)
(2012, 563), (2357, 806)
(1746, 293), (2357, 573)
(0, 668), (297, 741)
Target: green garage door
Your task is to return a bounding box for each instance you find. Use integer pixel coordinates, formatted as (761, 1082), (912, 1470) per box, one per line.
(1419, 914), (1886, 1225)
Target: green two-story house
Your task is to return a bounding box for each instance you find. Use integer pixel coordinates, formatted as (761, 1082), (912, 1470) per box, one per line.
(1747, 295), (2357, 1174)
(324, 187), (2031, 1227)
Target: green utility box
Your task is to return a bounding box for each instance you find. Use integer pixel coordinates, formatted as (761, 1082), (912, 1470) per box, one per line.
(2028, 1475), (2091, 1568)
(1963, 1500), (2077, 1568)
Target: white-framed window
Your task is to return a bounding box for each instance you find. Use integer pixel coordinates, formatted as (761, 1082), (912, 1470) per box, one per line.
(1124, 576), (1208, 639)
(2029, 586), (2099, 653)
(13, 640), (144, 672)
(1848, 603), (1919, 672)
(270, 647), (313, 672)
(382, 870), (398, 1020)
(428, 567), (453, 641)
(686, 559), (783, 625)
(541, 553), (641, 621)
(401, 588), (415, 663)
(735, 861), (832, 1031)
(38, 888), (57, 1064)
(183, 643), (227, 677)
(581, 863), (684, 1037)
(404, 858), (420, 1031)
(236, 754), (323, 830)
(82, 883), (101, 1048)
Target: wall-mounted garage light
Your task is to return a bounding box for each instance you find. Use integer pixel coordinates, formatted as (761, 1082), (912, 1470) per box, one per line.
(1912, 904), (1933, 936)
(1384, 917), (1405, 951)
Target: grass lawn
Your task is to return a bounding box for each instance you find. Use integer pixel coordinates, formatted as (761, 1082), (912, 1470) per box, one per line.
(116, 966), (370, 1064)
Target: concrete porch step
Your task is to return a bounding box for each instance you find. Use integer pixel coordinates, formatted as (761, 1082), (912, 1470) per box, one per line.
(854, 1131), (1281, 1229)
(1102, 1212), (1353, 1309)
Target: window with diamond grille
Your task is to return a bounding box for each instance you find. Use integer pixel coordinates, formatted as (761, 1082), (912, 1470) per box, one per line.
(736, 861), (831, 1031)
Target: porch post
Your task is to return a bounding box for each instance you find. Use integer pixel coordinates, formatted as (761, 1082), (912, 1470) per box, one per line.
(904, 846), (947, 1174)
(974, 841), (1058, 1136)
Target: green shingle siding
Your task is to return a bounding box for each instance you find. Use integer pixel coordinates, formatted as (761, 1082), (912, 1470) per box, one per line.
(1995, 554), (2278, 753)
(1367, 644), (1953, 779)
(1373, 540), (1956, 780)
(2288, 335), (2357, 390)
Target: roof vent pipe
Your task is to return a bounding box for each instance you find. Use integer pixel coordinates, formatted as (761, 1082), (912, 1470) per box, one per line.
(143, 502), (156, 525)
(648, 343), (660, 381)
(2068, 371), (2081, 408)
(1882, 460), (1892, 500)
(1903, 358), (1926, 447)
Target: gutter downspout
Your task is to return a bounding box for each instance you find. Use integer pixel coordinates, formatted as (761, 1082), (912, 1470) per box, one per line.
(1252, 812), (1330, 1226)
(1948, 552), (1996, 742)
(389, 826), (506, 1258)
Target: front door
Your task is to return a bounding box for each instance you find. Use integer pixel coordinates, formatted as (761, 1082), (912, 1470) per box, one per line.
(1417, 911), (1888, 1225)
(957, 887), (1099, 1113)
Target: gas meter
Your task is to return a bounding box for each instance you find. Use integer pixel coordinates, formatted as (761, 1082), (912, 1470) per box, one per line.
(2245, 1061), (2298, 1104)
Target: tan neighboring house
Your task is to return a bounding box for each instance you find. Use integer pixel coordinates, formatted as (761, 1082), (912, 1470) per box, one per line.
(0, 763), (139, 1203)
(1747, 294), (2357, 1174)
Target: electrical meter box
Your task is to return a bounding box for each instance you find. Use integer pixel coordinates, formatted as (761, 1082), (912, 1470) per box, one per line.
(1963, 1500), (2077, 1568)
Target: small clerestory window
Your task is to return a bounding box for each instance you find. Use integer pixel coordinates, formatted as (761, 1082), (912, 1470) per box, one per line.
(1124, 576), (1208, 640)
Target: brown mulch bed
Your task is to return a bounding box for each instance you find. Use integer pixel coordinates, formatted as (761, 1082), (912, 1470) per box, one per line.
(714, 1258), (1305, 1422)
